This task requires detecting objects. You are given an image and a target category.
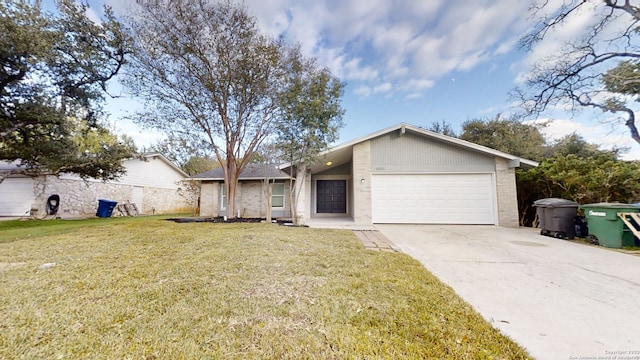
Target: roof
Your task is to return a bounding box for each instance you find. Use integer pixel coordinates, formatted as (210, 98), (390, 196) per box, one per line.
(0, 152), (188, 178)
(282, 123), (539, 173)
(189, 163), (292, 181)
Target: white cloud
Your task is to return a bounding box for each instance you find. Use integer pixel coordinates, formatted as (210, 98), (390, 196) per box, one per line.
(114, 120), (166, 149)
(353, 85), (372, 98)
(244, 0), (291, 37)
(373, 83), (392, 94)
(400, 79), (435, 93)
(237, 1), (532, 99)
(101, 0), (535, 101)
(341, 58), (379, 82)
(84, 6), (102, 23)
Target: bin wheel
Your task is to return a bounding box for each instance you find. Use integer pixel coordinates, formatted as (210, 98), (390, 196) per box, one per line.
(554, 231), (567, 239)
(540, 229), (549, 236)
(587, 235), (599, 245)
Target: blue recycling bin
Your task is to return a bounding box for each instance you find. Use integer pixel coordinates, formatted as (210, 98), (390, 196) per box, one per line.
(96, 199), (118, 218)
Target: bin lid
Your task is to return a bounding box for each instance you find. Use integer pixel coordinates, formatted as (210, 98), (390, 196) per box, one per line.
(580, 202), (640, 210)
(533, 198), (578, 208)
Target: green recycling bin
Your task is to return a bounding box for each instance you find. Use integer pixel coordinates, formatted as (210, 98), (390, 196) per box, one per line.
(580, 203), (639, 249)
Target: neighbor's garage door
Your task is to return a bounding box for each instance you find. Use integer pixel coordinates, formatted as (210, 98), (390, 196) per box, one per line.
(371, 174), (496, 224)
(0, 177), (35, 217)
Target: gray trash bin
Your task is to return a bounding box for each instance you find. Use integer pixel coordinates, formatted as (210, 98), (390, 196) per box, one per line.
(533, 198), (579, 239)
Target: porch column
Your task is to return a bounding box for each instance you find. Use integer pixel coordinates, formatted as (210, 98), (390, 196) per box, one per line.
(495, 158), (519, 228)
(294, 166), (311, 225)
(352, 141), (372, 225)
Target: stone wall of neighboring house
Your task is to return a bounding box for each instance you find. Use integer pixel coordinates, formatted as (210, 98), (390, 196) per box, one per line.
(33, 176), (192, 218)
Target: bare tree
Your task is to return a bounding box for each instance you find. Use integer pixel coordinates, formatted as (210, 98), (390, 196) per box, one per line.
(254, 141), (282, 223)
(515, 0), (640, 144)
(123, 0), (289, 218)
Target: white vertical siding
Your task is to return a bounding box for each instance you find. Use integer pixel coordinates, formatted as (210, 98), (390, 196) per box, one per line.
(370, 132), (495, 173)
(59, 156), (184, 189)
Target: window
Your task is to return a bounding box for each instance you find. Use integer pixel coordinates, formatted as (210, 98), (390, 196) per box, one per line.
(220, 183), (226, 209)
(272, 183), (285, 208)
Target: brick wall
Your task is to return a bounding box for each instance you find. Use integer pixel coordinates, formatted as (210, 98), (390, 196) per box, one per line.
(495, 158), (520, 227)
(199, 182), (216, 217)
(238, 181), (263, 217)
(352, 141), (372, 225)
(199, 180), (292, 219)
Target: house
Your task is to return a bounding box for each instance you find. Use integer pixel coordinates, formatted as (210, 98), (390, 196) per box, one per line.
(193, 164), (293, 218)
(0, 153), (192, 218)
(193, 123), (537, 227)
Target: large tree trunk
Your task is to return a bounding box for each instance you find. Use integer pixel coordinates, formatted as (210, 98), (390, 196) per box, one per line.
(223, 159), (239, 219)
(265, 181), (273, 223)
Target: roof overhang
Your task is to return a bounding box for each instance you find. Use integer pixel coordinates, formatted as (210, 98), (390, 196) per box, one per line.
(281, 123), (539, 173)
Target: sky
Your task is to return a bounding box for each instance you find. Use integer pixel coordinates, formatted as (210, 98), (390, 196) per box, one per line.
(63, 0), (640, 160)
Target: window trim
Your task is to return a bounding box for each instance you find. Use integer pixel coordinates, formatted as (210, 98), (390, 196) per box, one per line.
(220, 183), (226, 210)
(271, 182), (285, 209)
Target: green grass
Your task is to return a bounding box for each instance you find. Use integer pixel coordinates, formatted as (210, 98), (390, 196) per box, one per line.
(0, 214), (186, 243)
(0, 218), (530, 359)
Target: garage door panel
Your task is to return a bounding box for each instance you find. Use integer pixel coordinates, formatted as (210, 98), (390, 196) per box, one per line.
(0, 178), (35, 217)
(372, 174), (495, 224)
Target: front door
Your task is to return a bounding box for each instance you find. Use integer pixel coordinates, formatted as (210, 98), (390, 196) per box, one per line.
(317, 180), (347, 213)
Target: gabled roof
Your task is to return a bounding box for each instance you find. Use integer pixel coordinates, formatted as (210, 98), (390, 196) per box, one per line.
(0, 153), (188, 178)
(288, 123), (539, 173)
(190, 163), (292, 181)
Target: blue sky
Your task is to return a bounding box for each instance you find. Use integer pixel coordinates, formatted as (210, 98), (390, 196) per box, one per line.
(70, 0), (640, 159)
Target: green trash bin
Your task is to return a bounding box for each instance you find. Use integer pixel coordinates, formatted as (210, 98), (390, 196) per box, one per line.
(580, 203), (639, 248)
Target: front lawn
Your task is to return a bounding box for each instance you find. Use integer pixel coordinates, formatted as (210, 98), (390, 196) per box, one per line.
(0, 217), (530, 359)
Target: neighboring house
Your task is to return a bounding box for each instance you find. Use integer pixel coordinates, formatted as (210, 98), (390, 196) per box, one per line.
(192, 164), (293, 219)
(0, 153), (191, 218)
(192, 123), (537, 227)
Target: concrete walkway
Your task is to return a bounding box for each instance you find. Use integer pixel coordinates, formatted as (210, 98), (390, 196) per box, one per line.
(376, 224), (640, 360)
(352, 230), (399, 252)
(305, 217), (376, 230)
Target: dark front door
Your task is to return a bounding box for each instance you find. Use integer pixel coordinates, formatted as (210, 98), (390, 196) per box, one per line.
(317, 180), (347, 213)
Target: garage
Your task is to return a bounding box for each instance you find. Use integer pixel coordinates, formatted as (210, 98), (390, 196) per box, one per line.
(0, 177), (35, 217)
(371, 173), (496, 224)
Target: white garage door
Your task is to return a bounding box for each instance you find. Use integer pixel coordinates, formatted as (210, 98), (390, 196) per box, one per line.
(0, 177), (35, 217)
(372, 174), (496, 224)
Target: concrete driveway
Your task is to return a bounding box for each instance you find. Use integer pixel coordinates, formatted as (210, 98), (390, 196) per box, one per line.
(376, 225), (640, 360)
